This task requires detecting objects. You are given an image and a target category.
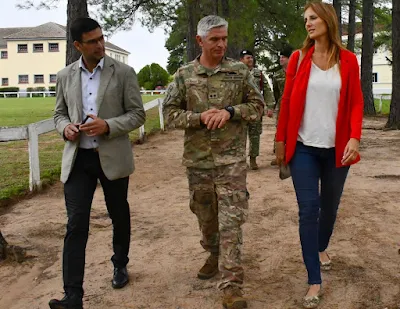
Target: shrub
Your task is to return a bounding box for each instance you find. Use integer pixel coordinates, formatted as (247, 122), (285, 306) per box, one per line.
(27, 86), (47, 97)
(48, 86), (56, 96)
(0, 87), (19, 92)
(0, 87), (19, 98)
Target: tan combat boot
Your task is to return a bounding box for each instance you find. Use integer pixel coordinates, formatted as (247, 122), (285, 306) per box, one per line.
(249, 157), (258, 170)
(197, 252), (219, 280)
(222, 286), (247, 309)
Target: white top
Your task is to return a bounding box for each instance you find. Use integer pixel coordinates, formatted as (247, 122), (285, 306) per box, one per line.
(298, 62), (341, 148)
(79, 57), (104, 149)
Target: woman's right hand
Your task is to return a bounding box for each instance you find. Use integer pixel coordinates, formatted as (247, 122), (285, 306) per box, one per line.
(275, 141), (285, 166)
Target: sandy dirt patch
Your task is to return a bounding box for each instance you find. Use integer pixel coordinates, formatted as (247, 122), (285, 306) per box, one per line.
(0, 116), (399, 309)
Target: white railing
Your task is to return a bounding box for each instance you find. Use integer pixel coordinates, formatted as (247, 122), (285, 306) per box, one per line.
(140, 89), (166, 95)
(0, 91), (56, 98)
(0, 98), (164, 191)
(0, 90), (166, 98)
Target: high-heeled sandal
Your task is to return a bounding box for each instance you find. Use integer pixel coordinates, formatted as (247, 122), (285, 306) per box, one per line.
(320, 252), (331, 271)
(303, 287), (323, 309)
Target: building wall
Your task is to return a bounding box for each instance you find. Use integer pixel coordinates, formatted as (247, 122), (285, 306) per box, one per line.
(0, 39), (65, 90)
(105, 49), (129, 64)
(343, 33), (392, 94)
(371, 47), (392, 93)
(0, 40), (130, 90)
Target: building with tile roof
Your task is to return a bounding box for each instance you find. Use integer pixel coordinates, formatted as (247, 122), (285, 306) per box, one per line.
(0, 22), (130, 89)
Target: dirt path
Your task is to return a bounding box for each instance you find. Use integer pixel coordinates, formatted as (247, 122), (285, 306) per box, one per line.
(0, 117), (399, 309)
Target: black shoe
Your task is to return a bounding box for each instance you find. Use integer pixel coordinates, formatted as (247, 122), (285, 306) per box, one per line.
(48, 293), (83, 309)
(112, 267), (129, 289)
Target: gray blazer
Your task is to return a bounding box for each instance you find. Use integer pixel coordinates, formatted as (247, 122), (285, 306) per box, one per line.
(54, 55), (146, 183)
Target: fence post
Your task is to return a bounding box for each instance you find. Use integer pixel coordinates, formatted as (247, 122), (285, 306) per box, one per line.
(139, 125), (145, 143)
(158, 98), (164, 131)
(28, 124), (41, 191)
(378, 95), (383, 113)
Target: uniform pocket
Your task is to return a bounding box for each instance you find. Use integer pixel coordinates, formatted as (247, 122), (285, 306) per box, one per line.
(189, 190), (218, 221)
(185, 78), (208, 112)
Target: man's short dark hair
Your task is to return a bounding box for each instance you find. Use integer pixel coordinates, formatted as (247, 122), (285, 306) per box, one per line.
(70, 17), (101, 42)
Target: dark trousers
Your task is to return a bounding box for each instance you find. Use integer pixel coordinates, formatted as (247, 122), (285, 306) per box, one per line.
(63, 148), (130, 296)
(289, 142), (349, 285)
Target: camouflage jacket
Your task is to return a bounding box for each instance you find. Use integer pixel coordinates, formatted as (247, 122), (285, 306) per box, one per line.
(271, 68), (286, 111)
(251, 67), (275, 110)
(250, 68), (263, 93)
(163, 56), (265, 169)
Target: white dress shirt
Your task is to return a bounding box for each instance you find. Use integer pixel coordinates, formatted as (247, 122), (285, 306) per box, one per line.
(79, 57), (104, 149)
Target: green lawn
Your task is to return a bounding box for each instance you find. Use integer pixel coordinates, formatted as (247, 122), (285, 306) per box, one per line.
(0, 97), (390, 127)
(374, 98), (390, 115)
(0, 95), (164, 204)
(0, 95), (164, 127)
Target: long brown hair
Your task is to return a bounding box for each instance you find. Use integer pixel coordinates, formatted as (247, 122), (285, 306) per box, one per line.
(301, 1), (345, 69)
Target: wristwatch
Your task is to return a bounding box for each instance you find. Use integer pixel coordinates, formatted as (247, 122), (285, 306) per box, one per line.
(224, 106), (235, 119)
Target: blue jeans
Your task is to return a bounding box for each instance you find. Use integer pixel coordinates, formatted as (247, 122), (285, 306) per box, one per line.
(289, 142), (349, 285)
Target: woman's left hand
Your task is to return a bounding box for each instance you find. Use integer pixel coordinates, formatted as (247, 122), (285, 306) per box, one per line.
(341, 138), (360, 165)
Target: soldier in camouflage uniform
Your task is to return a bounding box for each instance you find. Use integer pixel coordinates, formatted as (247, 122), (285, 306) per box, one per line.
(270, 45), (293, 165)
(240, 50), (274, 170)
(163, 15), (264, 309)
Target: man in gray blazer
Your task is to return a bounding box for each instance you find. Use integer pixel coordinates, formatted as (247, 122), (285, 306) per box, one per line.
(49, 17), (145, 309)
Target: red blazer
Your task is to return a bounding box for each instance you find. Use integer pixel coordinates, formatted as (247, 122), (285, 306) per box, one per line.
(276, 46), (364, 167)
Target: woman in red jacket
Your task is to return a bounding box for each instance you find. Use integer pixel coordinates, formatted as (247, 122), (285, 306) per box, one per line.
(275, 2), (363, 308)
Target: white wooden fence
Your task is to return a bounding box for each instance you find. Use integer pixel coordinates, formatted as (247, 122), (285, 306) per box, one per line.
(0, 91), (56, 98)
(0, 90), (166, 98)
(140, 89), (166, 95)
(0, 98), (164, 191)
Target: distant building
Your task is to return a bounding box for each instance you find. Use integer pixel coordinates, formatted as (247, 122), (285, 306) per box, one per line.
(0, 22), (130, 90)
(342, 26), (392, 95)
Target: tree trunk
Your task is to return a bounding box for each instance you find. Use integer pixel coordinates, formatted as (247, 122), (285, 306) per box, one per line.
(385, 0), (400, 129)
(186, 0), (201, 62)
(219, 0), (242, 59)
(347, 0), (356, 52)
(185, 0), (242, 61)
(0, 230), (26, 262)
(221, 0), (229, 17)
(66, 0), (89, 66)
(333, 0), (342, 39)
(361, 0), (376, 115)
(212, 0), (218, 15)
(0, 231), (8, 260)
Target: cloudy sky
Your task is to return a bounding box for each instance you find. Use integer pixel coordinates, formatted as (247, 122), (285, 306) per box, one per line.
(1, 0), (170, 72)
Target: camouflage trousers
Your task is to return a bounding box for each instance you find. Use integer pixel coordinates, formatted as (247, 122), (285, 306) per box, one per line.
(187, 161), (248, 290)
(273, 108), (280, 154)
(248, 119), (263, 158)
